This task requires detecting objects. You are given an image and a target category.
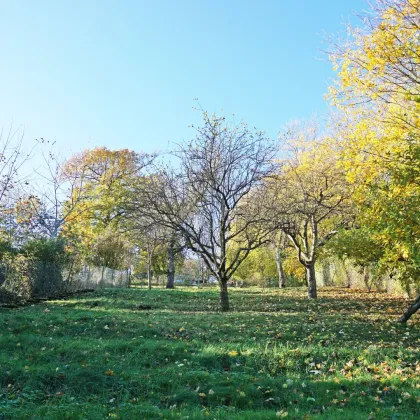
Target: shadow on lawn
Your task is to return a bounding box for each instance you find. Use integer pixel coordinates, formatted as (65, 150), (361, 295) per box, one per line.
(56, 287), (415, 320)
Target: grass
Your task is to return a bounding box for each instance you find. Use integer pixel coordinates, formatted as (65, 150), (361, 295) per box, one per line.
(0, 286), (419, 419)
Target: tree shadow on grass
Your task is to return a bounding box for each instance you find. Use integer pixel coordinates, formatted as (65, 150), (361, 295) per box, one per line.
(49, 287), (418, 324)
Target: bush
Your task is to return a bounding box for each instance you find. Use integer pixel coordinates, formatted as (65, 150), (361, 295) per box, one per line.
(0, 253), (32, 299)
(21, 238), (68, 297)
(0, 238), (69, 302)
(21, 238), (68, 264)
(0, 240), (16, 288)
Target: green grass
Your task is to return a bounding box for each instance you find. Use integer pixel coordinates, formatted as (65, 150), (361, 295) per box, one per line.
(0, 286), (419, 419)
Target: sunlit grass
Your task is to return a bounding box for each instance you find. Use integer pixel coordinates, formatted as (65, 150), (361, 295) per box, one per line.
(0, 287), (419, 419)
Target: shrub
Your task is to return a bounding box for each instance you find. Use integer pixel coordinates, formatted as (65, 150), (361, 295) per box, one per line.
(0, 238), (70, 302)
(0, 252), (32, 299)
(21, 238), (68, 265)
(21, 238), (68, 297)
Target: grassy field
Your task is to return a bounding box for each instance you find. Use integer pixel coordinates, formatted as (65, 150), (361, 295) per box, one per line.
(0, 287), (419, 419)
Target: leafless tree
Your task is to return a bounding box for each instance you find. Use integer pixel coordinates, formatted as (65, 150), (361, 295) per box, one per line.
(134, 111), (279, 311)
(0, 125), (32, 210)
(19, 149), (88, 239)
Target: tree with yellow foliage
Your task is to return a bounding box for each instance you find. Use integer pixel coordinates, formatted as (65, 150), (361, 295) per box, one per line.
(272, 123), (354, 299)
(62, 147), (152, 264)
(329, 0), (420, 321)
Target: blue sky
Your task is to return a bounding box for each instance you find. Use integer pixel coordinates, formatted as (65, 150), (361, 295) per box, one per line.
(0, 0), (367, 160)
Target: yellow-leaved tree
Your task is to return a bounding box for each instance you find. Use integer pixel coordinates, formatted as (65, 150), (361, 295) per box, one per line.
(62, 147), (149, 271)
(272, 123), (354, 299)
(329, 0), (420, 321)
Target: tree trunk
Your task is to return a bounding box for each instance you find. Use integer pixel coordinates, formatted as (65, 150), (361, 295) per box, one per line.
(166, 242), (175, 289)
(275, 246), (287, 288)
(147, 269), (152, 289)
(398, 295), (420, 323)
(306, 262), (317, 299)
(146, 243), (156, 290)
(100, 265), (105, 285)
(64, 258), (75, 292)
(220, 281), (229, 311)
(322, 263), (331, 286)
(147, 253), (152, 290)
(363, 265), (372, 291)
(344, 262), (351, 288)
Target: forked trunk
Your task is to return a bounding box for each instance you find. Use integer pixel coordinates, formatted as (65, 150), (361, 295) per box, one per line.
(220, 281), (229, 312)
(166, 242), (175, 289)
(306, 262), (317, 299)
(398, 295), (420, 323)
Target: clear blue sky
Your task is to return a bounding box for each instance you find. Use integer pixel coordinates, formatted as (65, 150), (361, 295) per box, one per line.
(0, 0), (367, 159)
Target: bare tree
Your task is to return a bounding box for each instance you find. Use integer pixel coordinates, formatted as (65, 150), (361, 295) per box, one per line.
(19, 150), (88, 239)
(134, 111), (279, 311)
(0, 125), (32, 210)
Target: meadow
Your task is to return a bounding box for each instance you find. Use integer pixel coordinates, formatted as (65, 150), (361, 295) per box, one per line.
(0, 287), (419, 419)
